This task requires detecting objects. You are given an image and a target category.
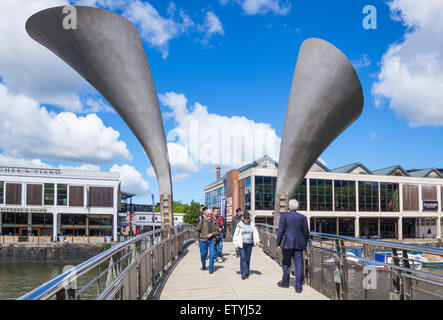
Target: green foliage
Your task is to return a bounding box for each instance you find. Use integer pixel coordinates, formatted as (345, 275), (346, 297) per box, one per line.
(102, 243), (112, 251)
(154, 201), (191, 214)
(183, 200), (202, 226)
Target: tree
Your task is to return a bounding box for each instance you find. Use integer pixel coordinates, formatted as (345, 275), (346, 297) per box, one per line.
(183, 200), (202, 226)
(155, 201), (190, 213)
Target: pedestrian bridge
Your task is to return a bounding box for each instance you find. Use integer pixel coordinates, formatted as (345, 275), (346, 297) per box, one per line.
(18, 224), (443, 300)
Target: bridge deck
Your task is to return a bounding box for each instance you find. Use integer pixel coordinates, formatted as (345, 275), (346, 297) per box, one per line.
(157, 241), (328, 300)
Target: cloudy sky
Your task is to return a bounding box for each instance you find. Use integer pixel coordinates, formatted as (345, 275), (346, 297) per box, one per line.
(0, 0), (442, 205)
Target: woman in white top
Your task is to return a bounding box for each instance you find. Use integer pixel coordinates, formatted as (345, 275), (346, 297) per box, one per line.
(232, 211), (260, 279)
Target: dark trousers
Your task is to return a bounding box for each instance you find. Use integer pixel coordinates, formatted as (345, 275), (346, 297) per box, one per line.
(239, 242), (253, 275)
(282, 249), (304, 291)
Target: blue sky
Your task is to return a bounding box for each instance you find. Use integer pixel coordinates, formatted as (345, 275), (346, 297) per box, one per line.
(0, 0), (442, 205)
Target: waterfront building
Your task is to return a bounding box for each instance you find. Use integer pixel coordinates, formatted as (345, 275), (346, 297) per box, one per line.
(136, 212), (184, 232)
(118, 192), (186, 235)
(204, 156), (443, 240)
(0, 166), (120, 241)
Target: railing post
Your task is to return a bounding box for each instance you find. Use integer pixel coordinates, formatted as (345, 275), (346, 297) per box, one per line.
(390, 248), (403, 300)
(333, 239), (348, 300)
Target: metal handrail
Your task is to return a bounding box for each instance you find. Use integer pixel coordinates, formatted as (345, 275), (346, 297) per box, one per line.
(18, 224), (195, 300)
(256, 223), (443, 300)
(255, 223), (443, 256)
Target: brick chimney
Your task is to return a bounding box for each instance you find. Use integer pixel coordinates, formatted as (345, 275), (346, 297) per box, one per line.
(216, 167), (221, 180)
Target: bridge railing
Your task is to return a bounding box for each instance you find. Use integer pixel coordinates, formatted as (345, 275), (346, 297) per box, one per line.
(256, 223), (443, 300)
(18, 224), (196, 300)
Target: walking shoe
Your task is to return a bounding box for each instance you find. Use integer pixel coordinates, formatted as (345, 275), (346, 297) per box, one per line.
(296, 288), (303, 294)
(201, 267), (207, 271)
(209, 270), (214, 274)
(217, 257), (223, 263)
(241, 275), (247, 280)
(277, 281), (289, 288)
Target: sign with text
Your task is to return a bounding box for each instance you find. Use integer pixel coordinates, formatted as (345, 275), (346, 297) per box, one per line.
(0, 207), (48, 213)
(0, 167), (62, 176)
(423, 201), (438, 211)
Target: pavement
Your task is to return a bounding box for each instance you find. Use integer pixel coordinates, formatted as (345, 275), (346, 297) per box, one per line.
(157, 241), (328, 300)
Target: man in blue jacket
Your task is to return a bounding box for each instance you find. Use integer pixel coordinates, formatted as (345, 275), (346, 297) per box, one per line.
(276, 199), (309, 293)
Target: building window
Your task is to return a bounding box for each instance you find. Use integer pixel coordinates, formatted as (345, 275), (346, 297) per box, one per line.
(292, 179), (307, 211)
(89, 187), (114, 207)
(380, 183), (399, 212)
(88, 214), (113, 236)
(31, 213), (53, 236)
(44, 183), (55, 206)
(27, 184), (43, 206)
(1, 212), (53, 236)
(207, 187), (224, 210)
(255, 176), (276, 210)
(310, 179), (333, 211)
(5, 183), (22, 205)
(57, 184), (68, 206)
(358, 181), (379, 212)
(69, 186), (84, 207)
(60, 214), (86, 236)
(239, 177), (251, 211)
(0, 181), (3, 204)
(334, 180), (356, 211)
(403, 184), (419, 211)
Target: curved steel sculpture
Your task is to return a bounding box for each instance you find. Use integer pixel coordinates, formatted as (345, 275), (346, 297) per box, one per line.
(275, 38), (364, 225)
(26, 6), (174, 227)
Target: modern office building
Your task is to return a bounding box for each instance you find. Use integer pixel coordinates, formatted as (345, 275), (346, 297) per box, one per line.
(0, 166), (120, 241)
(204, 156), (443, 240)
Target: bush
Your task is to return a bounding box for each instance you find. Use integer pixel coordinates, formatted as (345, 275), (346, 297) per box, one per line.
(102, 243), (112, 251)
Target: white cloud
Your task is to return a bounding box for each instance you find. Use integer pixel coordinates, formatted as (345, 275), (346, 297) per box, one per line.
(172, 173), (191, 182)
(223, 0), (291, 15)
(74, 0), (127, 9)
(0, 83), (131, 164)
(0, 154), (100, 171)
(160, 92), (281, 173)
(83, 98), (115, 114)
(110, 164), (149, 195)
(0, 0), (92, 111)
(123, 0), (195, 59)
(146, 166), (156, 177)
(197, 11), (225, 46)
(372, 0), (443, 127)
(352, 53), (371, 70)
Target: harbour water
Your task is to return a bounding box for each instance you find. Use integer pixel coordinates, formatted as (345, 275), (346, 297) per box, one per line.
(0, 261), (83, 300)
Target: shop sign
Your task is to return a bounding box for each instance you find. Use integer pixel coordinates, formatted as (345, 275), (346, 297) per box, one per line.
(423, 201), (438, 211)
(0, 207), (48, 213)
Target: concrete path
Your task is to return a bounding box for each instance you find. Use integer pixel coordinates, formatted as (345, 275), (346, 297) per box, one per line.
(157, 241), (328, 300)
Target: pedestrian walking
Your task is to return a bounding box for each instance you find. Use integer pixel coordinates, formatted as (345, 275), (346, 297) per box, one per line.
(196, 206), (207, 227)
(195, 208), (220, 274)
(276, 199), (309, 293)
(213, 207), (226, 263)
(233, 211), (260, 280)
(230, 208), (243, 258)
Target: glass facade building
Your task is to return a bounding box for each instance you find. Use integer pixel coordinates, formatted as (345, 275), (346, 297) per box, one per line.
(204, 156), (443, 240)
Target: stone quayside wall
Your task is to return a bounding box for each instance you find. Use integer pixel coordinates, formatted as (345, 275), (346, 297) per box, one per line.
(0, 243), (104, 262)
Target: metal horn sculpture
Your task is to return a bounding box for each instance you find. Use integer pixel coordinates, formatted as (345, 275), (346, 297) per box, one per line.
(26, 6), (174, 227)
(275, 38), (364, 225)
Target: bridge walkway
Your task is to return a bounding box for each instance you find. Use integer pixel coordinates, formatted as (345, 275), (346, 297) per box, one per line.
(155, 241), (328, 300)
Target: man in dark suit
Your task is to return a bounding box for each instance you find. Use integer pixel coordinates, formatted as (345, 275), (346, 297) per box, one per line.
(276, 199), (310, 293)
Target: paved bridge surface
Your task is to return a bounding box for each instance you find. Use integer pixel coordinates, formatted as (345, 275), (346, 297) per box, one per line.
(154, 241), (328, 300)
